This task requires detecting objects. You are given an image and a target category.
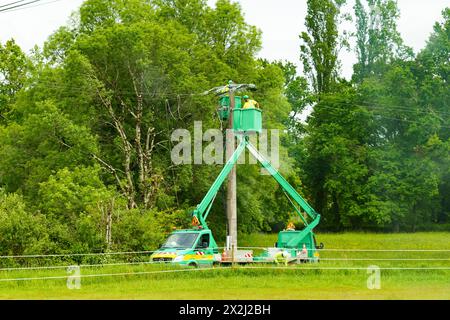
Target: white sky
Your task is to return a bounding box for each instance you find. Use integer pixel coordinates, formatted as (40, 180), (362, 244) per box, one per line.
(0, 0), (448, 79)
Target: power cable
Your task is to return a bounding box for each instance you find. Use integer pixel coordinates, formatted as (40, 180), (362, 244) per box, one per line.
(0, 0), (40, 12)
(0, 266), (449, 283)
(0, 250), (155, 259)
(24, 78), (450, 118)
(313, 103), (450, 129)
(0, 0), (26, 9)
(0, 0), (65, 13)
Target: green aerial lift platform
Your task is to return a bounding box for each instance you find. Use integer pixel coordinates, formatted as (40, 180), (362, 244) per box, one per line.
(151, 84), (322, 267)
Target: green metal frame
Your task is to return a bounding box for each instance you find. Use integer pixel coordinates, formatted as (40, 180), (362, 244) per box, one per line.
(191, 136), (321, 246)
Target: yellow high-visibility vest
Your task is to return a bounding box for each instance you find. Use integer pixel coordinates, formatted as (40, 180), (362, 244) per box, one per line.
(242, 99), (260, 109)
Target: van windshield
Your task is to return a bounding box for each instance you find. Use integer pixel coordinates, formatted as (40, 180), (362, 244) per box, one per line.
(161, 233), (199, 249)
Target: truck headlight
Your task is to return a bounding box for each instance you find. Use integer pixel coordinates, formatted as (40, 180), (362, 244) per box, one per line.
(173, 255), (184, 262)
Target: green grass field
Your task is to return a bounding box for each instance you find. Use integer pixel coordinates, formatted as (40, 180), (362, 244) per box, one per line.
(0, 232), (449, 300)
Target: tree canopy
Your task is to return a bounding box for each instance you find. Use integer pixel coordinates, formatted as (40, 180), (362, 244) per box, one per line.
(0, 0), (448, 257)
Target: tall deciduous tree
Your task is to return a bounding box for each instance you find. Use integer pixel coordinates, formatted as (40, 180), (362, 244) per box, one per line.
(300, 0), (345, 94)
(301, 4), (449, 230)
(0, 40), (30, 121)
(353, 0), (412, 82)
(303, 85), (375, 229)
(33, 0), (293, 238)
(415, 8), (450, 228)
(416, 8), (450, 140)
(0, 100), (98, 199)
(275, 61), (314, 137)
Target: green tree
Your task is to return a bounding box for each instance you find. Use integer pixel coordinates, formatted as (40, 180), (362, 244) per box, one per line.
(0, 40), (30, 122)
(300, 0), (346, 94)
(357, 59), (444, 231)
(156, 0), (261, 72)
(303, 86), (375, 229)
(32, 0), (292, 237)
(416, 8), (450, 140)
(298, 5), (448, 232)
(353, 0), (412, 81)
(38, 0), (264, 213)
(0, 100), (98, 199)
(414, 8), (450, 228)
(0, 191), (51, 256)
(275, 61), (314, 137)
(37, 166), (113, 222)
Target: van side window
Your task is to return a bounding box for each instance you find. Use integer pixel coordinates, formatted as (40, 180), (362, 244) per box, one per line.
(197, 234), (210, 248)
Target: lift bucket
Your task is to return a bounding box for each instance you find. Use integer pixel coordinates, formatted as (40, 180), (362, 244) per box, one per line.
(232, 108), (262, 134)
(218, 96), (242, 120)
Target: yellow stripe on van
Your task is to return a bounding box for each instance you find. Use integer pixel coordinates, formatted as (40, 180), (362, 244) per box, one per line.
(183, 254), (213, 260)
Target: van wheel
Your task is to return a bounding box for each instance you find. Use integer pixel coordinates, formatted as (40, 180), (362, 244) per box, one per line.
(188, 262), (198, 268)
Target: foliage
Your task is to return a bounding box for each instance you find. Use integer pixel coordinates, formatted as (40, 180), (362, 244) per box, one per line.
(37, 166), (112, 221)
(353, 0), (413, 81)
(0, 100), (98, 199)
(0, 1), (448, 260)
(299, 7), (450, 231)
(300, 0), (346, 94)
(0, 0), (296, 256)
(0, 39), (30, 122)
(0, 191), (51, 255)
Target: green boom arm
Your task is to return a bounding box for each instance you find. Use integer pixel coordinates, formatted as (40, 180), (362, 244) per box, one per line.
(245, 141), (319, 222)
(245, 140), (321, 247)
(192, 137), (320, 239)
(192, 138), (247, 228)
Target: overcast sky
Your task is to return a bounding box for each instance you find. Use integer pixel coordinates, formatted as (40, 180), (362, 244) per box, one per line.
(0, 0), (448, 79)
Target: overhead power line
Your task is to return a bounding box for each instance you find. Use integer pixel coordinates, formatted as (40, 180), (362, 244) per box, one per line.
(0, 0), (26, 9)
(0, 0), (40, 12)
(0, 0), (65, 13)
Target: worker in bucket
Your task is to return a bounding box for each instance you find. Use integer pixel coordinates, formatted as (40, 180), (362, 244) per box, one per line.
(242, 95), (260, 109)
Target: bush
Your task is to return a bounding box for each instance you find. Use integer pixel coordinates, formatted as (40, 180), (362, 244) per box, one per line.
(38, 165), (113, 222)
(112, 207), (190, 252)
(112, 208), (165, 251)
(0, 191), (51, 256)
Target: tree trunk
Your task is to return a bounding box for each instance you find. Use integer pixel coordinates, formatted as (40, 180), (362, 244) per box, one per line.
(135, 94), (146, 206)
(393, 220), (400, 233)
(106, 198), (114, 249)
(97, 89), (137, 209)
(412, 203), (417, 233)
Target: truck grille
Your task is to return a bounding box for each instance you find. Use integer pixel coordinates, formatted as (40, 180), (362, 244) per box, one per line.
(152, 257), (173, 262)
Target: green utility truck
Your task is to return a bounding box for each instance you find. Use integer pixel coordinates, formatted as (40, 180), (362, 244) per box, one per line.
(150, 228), (221, 267)
(151, 83), (322, 266)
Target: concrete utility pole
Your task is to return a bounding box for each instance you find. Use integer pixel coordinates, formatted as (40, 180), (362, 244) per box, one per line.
(202, 81), (256, 260)
(226, 89), (238, 254)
